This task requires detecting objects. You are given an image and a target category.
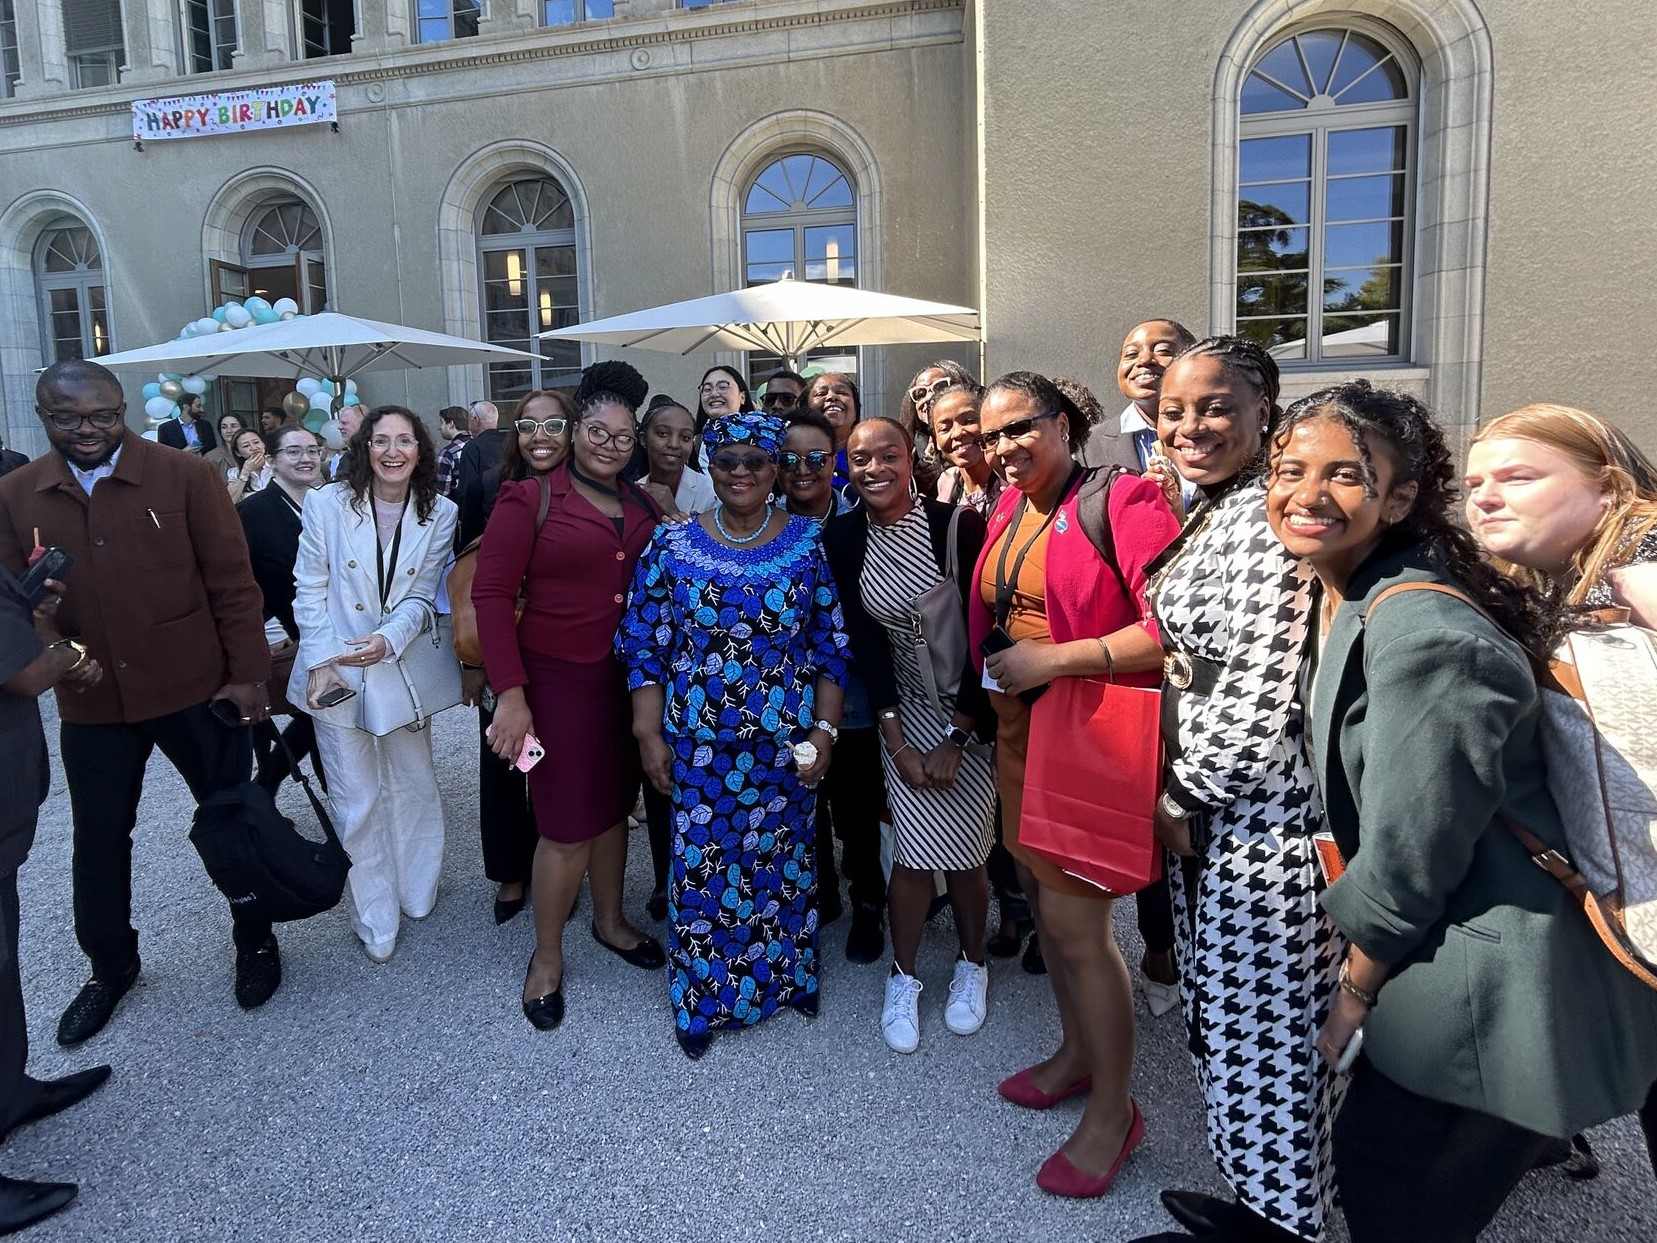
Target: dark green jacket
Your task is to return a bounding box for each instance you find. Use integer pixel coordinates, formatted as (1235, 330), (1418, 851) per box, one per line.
(1308, 541), (1657, 1137)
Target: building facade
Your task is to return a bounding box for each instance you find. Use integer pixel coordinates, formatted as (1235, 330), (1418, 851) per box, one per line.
(1, 0), (1652, 458)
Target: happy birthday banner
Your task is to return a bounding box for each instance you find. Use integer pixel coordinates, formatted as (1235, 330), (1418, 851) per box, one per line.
(132, 81), (337, 142)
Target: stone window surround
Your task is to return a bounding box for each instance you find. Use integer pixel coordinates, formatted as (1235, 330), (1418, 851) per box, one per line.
(201, 166), (338, 307)
(1211, 0), (1493, 434)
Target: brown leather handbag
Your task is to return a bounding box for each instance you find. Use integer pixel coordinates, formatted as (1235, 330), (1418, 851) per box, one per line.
(448, 474), (551, 667)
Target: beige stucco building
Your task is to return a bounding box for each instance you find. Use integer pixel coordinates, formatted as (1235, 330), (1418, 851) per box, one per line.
(1, 0), (1653, 459)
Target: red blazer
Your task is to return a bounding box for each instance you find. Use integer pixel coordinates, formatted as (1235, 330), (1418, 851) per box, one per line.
(968, 468), (1178, 688)
(472, 463), (661, 690)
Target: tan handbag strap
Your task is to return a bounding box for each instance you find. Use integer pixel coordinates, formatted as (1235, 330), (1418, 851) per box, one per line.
(1364, 580), (1486, 621)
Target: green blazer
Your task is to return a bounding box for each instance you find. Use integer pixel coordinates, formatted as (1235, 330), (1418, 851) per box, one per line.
(1308, 539), (1657, 1137)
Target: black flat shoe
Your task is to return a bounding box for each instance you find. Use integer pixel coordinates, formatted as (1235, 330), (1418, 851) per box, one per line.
(591, 924), (666, 970)
(0, 1175), (77, 1237)
(1160, 1188), (1238, 1236)
(987, 917), (1033, 958)
(494, 895), (527, 925)
(0, 1066), (112, 1142)
(234, 935), (282, 1010)
(794, 992), (820, 1017)
(56, 958), (140, 1047)
(676, 1028), (712, 1060)
(646, 890), (669, 922)
(1021, 931), (1047, 976)
(521, 958), (564, 1031)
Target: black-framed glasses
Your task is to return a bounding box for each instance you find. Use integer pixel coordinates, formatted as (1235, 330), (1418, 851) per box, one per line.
(908, 377), (951, 406)
(42, 408), (124, 431)
(709, 451), (772, 475)
(763, 391), (800, 410)
(516, 417), (568, 438)
(974, 411), (1060, 453)
(779, 450), (831, 472)
(581, 423), (636, 451)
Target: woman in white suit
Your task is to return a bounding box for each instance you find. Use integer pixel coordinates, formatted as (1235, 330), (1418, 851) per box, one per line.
(289, 405), (458, 962)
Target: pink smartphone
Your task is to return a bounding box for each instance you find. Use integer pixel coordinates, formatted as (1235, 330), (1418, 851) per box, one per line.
(514, 732), (546, 773)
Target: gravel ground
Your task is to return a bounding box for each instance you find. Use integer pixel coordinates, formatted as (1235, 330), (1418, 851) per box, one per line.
(7, 701), (1653, 1241)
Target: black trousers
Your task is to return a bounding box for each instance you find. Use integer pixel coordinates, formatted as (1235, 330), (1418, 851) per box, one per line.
(1135, 869), (1177, 956)
(814, 726), (887, 911)
(643, 779), (672, 893)
(1334, 1062), (1552, 1243)
(985, 796), (1029, 923)
(476, 701), (537, 886)
(59, 702), (272, 979)
(0, 868), (39, 1134)
(1642, 1081), (1657, 1179)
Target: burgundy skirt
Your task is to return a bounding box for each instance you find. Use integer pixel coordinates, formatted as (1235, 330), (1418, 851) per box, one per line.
(522, 651), (641, 843)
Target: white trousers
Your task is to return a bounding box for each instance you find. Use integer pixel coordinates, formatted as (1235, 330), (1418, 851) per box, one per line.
(312, 718), (446, 952)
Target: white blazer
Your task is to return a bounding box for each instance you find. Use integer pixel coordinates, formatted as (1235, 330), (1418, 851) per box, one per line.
(288, 481), (458, 724)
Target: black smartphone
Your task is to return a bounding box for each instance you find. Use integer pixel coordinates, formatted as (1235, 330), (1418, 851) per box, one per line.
(978, 624), (1048, 706)
(17, 547), (73, 607)
(209, 697), (246, 728)
(316, 685), (356, 708)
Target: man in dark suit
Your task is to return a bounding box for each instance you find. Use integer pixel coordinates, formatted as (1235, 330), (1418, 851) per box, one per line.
(0, 360), (279, 1046)
(0, 554), (110, 1234)
(238, 425), (323, 792)
(155, 394), (216, 456)
(455, 399), (509, 498)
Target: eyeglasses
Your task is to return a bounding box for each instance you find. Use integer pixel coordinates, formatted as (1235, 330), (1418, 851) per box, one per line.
(763, 391), (800, 410)
(909, 377), (951, 407)
(779, 450), (831, 472)
(973, 411), (1061, 454)
(709, 451), (772, 475)
(699, 380), (739, 396)
(516, 417), (568, 437)
(369, 435), (418, 451)
(276, 446), (324, 460)
(581, 423), (636, 451)
(42, 408), (123, 431)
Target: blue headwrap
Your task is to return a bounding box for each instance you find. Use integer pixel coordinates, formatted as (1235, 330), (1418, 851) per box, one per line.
(701, 411), (787, 459)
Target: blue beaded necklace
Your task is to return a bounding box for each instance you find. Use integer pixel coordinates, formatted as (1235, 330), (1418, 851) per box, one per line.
(714, 501), (773, 544)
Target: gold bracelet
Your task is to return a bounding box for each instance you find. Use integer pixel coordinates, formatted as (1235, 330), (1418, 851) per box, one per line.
(1338, 961), (1378, 1008)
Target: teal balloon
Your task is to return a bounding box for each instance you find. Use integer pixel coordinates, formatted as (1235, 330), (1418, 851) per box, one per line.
(243, 296), (272, 314)
(211, 307), (227, 323)
(302, 410), (328, 432)
(142, 382), (162, 400)
(163, 373), (183, 383)
(253, 307), (280, 324)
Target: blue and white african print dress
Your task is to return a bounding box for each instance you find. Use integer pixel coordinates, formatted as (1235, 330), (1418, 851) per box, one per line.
(617, 515), (850, 1042)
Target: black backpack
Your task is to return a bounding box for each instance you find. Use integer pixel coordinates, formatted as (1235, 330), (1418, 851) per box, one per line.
(190, 734), (349, 924)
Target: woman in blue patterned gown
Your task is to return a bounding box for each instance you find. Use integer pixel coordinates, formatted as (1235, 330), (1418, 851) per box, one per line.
(617, 411), (850, 1060)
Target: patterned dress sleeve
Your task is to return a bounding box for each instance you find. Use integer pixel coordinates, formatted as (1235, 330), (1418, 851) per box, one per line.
(1162, 489), (1314, 817)
(616, 528), (674, 691)
(800, 541), (851, 690)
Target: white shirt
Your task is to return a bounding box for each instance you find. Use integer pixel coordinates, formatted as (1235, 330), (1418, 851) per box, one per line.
(1122, 402), (1199, 506)
(674, 469), (718, 514)
(69, 445), (122, 495)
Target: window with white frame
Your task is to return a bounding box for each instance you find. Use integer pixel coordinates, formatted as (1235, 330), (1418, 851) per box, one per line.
(477, 178), (582, 407)
(35, 222), (112, 362)
(740, 151), (857, 384)
(543, 0), (614, 26)
(1236, 26), (1415, 363)
(182, 0), (237, 74)
(62, 0), (125, 88)
(298, 0), (354, 58)
(416, 0), (480, 43)
(2, 2), (20, 99)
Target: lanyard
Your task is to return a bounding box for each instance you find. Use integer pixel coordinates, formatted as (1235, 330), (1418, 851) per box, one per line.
(992, 466), (1078, 628)
(376, 494), (410, 613)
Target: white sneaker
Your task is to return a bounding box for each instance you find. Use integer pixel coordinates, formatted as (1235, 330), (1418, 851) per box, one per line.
(361, 939), (396, 965)
(1137, 971), (1179, 1018)
(944, 957), (989, 1035)
(880, 969), (923, 1053)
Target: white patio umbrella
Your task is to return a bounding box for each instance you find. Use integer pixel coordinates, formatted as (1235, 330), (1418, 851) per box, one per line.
(539, 275), (980, 370)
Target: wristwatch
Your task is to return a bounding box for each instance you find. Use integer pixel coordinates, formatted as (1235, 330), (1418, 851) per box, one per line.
(813, 719), (840, 743)
(50, 638), (89, 672)
(945, 725), (972, 749)
(1157, 791), (1188, 820)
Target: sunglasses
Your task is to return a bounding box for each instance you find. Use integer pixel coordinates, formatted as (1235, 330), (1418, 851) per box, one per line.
(516, 417), (568, 437)
(709, 452), (773, 474)
(908, 377), (951, 406)
(43, 408), (123, 431)
(779, 450), (831, 472)
(973, 411), (1061, 454)
(763, 391), (801, 410)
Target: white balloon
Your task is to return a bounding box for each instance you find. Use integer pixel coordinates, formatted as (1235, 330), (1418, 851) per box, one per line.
(181, 376), (208, 395)
(194, 317), (219, 336)
(279, 311), (297, 321)
(144, 396), (177, 419)
(308, 392), (333, 412)
(296, 378), (322, 397)
(218, 321), (236, 332)
(224, 305), (253, 328)
(319, 419), (344, 450)
(272, 298), (299, 316)
(141, 429), (160, 442)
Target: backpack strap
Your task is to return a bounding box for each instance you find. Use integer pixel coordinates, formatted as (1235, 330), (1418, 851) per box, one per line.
(1075, 464), (1127, 595)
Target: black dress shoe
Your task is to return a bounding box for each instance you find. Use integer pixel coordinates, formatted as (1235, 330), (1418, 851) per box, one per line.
(1021, 931), (1047, 976)
(794, 992), (820, 1017)
(987, 917), (1034, 958)
(234, 935), (282, 1010)
(493, 895), (527, 925)
(0, 1066), (112, 1142)
(1160, 1188), (1238, 1236)
(645, 890), (669, 922)
(845, 903), (884, 964)
(0, 1175), (77, 1237)
(675, 1028), (712, 1060)
(521, 958), (564, 1031)
(591, 924), (666, 970)
(56, 959), (140, 1047)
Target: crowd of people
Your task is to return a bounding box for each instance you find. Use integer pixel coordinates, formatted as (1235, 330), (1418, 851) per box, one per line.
(0, 333), (1654, 1240)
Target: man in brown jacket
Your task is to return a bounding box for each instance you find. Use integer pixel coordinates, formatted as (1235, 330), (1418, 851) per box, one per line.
(0, 360), (281, 1045)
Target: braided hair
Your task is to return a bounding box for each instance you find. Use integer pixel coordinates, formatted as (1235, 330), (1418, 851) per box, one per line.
(574, 360), (649, 421)
(1275, 381), (1557, 652)
(1165, 334), (1284, 480)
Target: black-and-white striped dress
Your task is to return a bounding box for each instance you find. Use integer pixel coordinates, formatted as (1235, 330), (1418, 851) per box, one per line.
(860, 505), (996, 870)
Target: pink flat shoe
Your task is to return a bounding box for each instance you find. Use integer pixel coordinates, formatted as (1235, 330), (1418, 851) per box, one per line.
(1036, 1098), (1146, 1198)
(997, 1066), (1092, 1110)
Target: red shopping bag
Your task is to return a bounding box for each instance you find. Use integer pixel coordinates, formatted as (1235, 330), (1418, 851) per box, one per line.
(1021, 676), (1162, 896)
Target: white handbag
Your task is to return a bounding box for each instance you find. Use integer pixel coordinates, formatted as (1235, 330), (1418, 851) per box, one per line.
(359, 600), (463, 736)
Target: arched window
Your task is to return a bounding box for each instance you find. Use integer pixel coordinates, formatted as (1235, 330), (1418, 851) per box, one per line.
(1237, 26), (1415, 363)
(477, 177), (581, 405)
(740, 151), (857, 383)
(210, 197), (329, 314)
(34, 221), (110, 362)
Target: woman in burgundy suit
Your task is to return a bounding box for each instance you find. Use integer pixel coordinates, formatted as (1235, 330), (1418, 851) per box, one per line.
(473, 363), (667, 1031)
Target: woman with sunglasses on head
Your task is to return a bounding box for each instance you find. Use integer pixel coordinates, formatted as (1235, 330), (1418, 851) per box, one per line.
(454, 389), (573, 926)
(900, 360), (976, 494)
(634, 394), (715, 517)
(1265, 384), (1657, 1243)
(1137, 337), (1337, 1243)
(825, 417), (996, 1053)
(619, 412), (849, 1060)
(970, 371), (1179, 1199)
(289, 405), (458, 965)
(474, 363), (667, 1030)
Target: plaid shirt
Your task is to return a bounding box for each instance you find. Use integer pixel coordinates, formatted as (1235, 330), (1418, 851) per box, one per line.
(436, 431), (470, 498)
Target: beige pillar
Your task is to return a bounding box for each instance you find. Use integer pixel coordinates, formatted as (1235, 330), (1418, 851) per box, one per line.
(232, 0), (293, 69)
(119, 0), (181, 83)
(11, 0), (71, 97)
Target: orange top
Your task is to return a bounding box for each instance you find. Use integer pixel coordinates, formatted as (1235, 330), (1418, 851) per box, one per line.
(978, 503), (1053, 644)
